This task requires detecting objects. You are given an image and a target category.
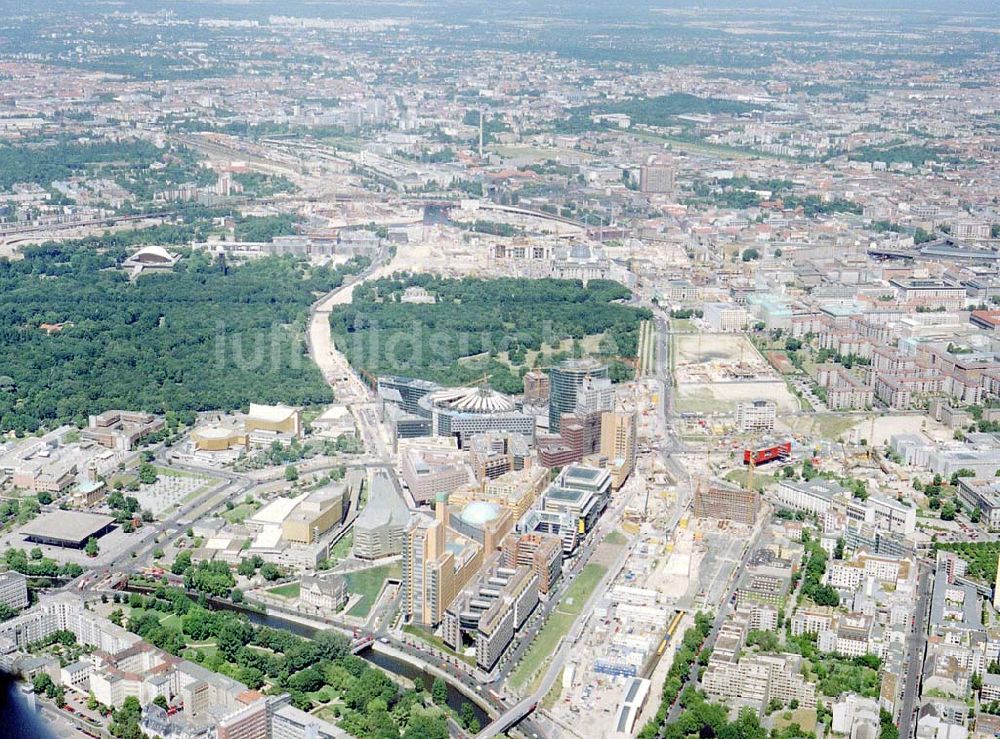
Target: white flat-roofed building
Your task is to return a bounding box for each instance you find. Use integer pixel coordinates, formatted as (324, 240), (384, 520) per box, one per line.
(957, 478), (1000, 529)
(845, 495), (917, 536)
(246, 492), (309, 528)
(790, 609), (835, 636)
(703, 303), (750, 333)
(702, 653), (816, 709)
(774, 479), (845, 515)
(60, 659), (92, 693)
(735, 399), (777, 432)
(0, 571), (28, 611)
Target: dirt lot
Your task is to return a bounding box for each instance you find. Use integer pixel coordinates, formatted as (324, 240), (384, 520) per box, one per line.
(676, 380), (800, 414)
(675, 333), (764, 365)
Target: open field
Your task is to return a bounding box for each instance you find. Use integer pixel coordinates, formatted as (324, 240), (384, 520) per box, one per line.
(559, 563), (606, 616)
(604, 530), (627, 546)
(509, 612), (575, 692)
(222, 501), (260, 524)
(675, 381), (799, 414)
(850, 414), (930, 446)
(509, 560), (609, 693)
(133, 467), (211, 516)
(126, 607), (183, 631)
(781, 414), (860, 442)
(267, 582), (301, 599)
(724, 469), (773, 492)
(346, 563), (400, 617)
(772, 708), (818, 734)
(624, 128), (787, 160)
(674, 333), (760, 366)
(488, 145), (591, 161)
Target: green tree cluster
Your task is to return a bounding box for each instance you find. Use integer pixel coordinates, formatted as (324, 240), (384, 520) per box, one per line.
(636, 612), (713, 738)
(331, 275), (649, 394)
(0, 237), (370, 433)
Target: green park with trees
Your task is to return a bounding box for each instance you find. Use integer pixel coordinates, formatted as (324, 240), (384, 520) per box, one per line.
(0, 235), (370, 433)
(330, 274), (649, 394)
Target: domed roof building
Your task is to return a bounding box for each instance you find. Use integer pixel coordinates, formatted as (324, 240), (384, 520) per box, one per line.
(417, 385), (534, 446)
(460, 501), (500, 528)
(424, 386), (516, 414)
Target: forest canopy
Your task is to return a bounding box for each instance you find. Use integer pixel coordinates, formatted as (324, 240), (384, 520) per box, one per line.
(0, 235), (368, 433)
(330, 274), (649, 394)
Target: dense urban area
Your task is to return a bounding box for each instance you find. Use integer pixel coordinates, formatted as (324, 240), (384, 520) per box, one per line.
(0, 1), (999, 739)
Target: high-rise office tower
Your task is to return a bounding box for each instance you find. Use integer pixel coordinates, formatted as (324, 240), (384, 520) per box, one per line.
(547, 358), (608, 433)
(600, 410), (637, 488)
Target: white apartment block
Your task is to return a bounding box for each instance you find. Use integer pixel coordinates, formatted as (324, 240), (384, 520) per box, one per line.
(703, 654), (817, 709)
(790, 609), (835, 636)
(703, 303), (750, 333)
(826, 556), (901, 590)
(735, 399), (777, 432)
(870, 496), (917, 536)
(747, 604), (779, 632)
(846, 496), (917, 536)
(60, 659), (92, 693)
(0, 571), (28, 610)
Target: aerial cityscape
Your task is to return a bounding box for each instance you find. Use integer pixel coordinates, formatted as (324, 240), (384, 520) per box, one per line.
(0, 1), (999, 738)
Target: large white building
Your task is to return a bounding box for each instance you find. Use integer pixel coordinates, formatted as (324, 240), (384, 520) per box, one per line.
(702, 653), (816, 710)
(735, 399), (777, 432)
(774, 479), (845, 515)
(703, 303), (750, 333)
(0, 571), (28, 611)
(846, 495), (917, 536)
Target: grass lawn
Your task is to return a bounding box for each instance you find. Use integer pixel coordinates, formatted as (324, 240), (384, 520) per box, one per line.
(153, 465), (201, 479)
(315, 705), (342, 722)
(346, 564), (400, 617)
(674, 387), (728, 414)
(404, 624), (476, 666)
(626, 128), (791, 161)
(509, 612), (575, 692)
(724, 469), (772, 492)
(559, 563), (606, 616)
(541, 669), (564, 710)
(604, 530), (627, 547)
(306, 685), (338, 704)
(222, 502), (260, 524)
(267, 581), (301, 599)
(126, 607), (183, 632)
(772, 708), (817, 733)
(180, 483), (213, 505)
(184, 644), (219, 660)
(158, 613), (183, 630)
(785, 413), (858, 441)
(510, 562), (609, 693)
(329, 531), (353, 562)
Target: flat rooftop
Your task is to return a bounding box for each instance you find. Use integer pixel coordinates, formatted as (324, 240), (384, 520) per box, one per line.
(546, 485), (588, 503)
(20, 510), (116, 546)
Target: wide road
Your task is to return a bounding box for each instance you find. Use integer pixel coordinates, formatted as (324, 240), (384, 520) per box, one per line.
(307, 250), (388, 404)
(899, 560), (932, 739)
